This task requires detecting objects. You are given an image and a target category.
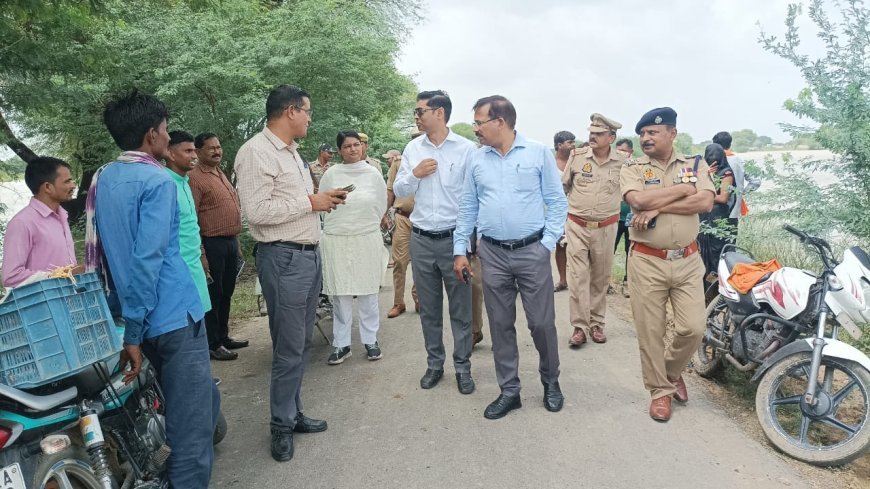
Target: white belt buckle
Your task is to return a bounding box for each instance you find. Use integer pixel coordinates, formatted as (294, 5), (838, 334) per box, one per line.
(666, 248), (686, 260)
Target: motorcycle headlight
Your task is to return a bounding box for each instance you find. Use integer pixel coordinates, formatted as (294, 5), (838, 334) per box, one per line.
(828, 274), (844, 291)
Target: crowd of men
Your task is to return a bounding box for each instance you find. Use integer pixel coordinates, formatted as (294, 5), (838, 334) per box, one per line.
(0, 82), (759, 486)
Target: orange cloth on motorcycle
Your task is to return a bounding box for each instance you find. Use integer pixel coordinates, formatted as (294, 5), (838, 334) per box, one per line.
(727, 259), (782, 294)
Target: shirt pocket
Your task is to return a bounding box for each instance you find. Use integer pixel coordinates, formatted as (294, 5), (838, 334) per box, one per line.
(514, 164), (540, 192)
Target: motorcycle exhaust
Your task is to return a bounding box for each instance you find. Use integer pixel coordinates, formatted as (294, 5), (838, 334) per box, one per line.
(725, 354), (758, 372)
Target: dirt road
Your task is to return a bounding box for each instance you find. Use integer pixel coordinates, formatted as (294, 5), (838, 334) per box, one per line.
(209, 270), (865, 488)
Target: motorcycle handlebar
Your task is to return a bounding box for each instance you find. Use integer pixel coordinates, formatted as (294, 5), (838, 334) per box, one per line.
(782, 224), (837, 270)
(783, 224), (808, 241)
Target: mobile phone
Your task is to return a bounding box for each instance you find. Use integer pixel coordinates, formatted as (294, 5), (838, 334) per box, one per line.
(625, 212), (656, 228)
(462, 268), (471, 285)
(341, 184), (355, 192)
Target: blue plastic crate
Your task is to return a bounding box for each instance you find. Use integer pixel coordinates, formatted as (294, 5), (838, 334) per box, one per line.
(0, 273), (122, 388)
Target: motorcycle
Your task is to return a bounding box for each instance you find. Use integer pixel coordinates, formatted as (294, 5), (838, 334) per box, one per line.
(0, 355), (227, 488)
(693, 224), (870, 465)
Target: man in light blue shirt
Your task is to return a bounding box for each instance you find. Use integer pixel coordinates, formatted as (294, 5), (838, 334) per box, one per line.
(95, 91), (219, 487)
(394, 90), (477, 395)
(453, 95), (567, 420)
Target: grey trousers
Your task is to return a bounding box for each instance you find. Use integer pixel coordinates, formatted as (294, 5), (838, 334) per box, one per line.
(478, 240), (560, 396)
(256, 243), (321, 429)
(410, 232), (472, 374)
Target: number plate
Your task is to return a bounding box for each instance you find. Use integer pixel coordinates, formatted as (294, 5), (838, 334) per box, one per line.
(0, 463), (26, 489)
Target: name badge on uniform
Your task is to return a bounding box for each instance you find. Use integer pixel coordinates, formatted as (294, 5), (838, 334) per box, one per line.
(581, 162), (593, 178)
(643, 167), (660, 185)
(673, 167), (698, 184)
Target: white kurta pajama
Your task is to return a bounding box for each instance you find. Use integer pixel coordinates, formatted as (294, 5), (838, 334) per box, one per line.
(320, 161), (389, 347)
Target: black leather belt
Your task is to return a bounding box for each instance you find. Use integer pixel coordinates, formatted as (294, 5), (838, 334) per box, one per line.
(482, 230), (544, 251)
(412, 226), (455, 240)
(262, 241), (318, 251)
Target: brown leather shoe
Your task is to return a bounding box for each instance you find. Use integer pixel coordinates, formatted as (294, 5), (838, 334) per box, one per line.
(590, 326), (607, 344)
(472, 332), (484, 346)
(568, 328), (587, 347)
(649, 396), (672, 422)
(414, 300), (420, 313)
(387, 304), (406, 318)
(670, 375), (689, 403)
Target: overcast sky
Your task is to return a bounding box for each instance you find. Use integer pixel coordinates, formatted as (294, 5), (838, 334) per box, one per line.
(396, 0), (816, 145)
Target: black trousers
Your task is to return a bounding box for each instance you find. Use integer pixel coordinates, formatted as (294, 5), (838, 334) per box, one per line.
(614, 221), (630, 281)
(202, 236), (239, 350)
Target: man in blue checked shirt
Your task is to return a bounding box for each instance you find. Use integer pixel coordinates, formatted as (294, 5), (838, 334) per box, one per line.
(453, 95), (568, 421)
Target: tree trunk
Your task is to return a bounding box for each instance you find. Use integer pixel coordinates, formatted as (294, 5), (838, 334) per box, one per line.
(0, 108), (37, 163)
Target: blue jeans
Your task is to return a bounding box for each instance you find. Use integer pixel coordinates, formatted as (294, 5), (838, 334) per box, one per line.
(141, 318), (220, 489)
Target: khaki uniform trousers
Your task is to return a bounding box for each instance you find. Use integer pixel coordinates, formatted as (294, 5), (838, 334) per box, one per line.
(471, 254), (484, 335)
(391, 213), (418, 306)
(627, 248), (706, 399)
(567, 219), (617, 331)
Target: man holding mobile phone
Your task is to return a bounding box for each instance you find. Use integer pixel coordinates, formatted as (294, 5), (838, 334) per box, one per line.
(620, 107), (715, 423)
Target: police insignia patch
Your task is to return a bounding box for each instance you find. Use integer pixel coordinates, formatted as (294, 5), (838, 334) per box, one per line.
(643, 168), (655, 180)
(582, 162), (592, 173)
(654, 116), (662, 124)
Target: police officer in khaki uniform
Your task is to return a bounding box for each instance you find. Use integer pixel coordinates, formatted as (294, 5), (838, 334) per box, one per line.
(620, 107), (714, 422)
(385, 149), (419, 317)
(562, 113), (625, 347)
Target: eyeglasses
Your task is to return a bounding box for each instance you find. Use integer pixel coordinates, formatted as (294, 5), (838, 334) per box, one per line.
(413, 107), (436, 117)
(471, 118), (499, 128)
(291, 105), (313, 118)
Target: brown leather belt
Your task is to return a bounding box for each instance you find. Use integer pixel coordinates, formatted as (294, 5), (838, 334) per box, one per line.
(567, 213), (619, 229)
(395, 208), (411, 218)
(631, 241), (699, 260)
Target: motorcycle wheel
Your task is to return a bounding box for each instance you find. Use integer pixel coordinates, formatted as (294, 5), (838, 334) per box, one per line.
(756, 352), (870, 466)
(33, 446), (105, 489)
(214, 410), (228, 445)
(692, 295), (726, 378)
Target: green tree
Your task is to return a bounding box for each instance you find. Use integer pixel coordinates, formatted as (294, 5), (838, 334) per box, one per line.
(760, 0), (870, 241)
(450, 122), (476, 142)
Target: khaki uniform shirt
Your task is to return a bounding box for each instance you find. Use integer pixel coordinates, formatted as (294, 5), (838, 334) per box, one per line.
(309, 160), (332, 193)
(366, 157), (384, 177)
(619, 151), (716, 250)
(235, 127), (319, 244)
(561, 146), (625, 220)
(386, 158), (414, 212)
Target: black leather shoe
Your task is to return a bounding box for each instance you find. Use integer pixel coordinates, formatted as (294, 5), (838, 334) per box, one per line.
(224, 337), (249, 350)
(209, 345), (238, 361)
(456, 373), (475, 395)
(542, 380), (564, 412)
(484, 394), (522, 420)
(420, 368), (444, 389)
(293, 412), (327, 433)
(270, 428), (294, 462)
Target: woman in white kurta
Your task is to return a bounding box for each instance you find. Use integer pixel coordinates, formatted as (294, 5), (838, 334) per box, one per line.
(320, 131), (389, 364)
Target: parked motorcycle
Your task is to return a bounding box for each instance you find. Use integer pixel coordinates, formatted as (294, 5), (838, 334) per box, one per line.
(693, 224), (870, 465)
(0, 355), (226, 488)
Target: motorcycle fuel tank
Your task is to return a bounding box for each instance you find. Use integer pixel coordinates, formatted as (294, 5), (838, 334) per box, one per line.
(752, 268), (817, 320)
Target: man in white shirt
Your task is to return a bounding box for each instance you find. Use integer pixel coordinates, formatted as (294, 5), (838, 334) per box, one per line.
(394, 90), (477, 395)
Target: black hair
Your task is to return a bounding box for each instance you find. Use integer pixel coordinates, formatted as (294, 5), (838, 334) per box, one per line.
(336, 130), (361, 150)
(169, 130), (195, 147)
(417, 90), (452, 123)
(615, 138), (633, 150)
(194, 132), (218, 149)
(553, 131), (576, 149)
(712, 131), (732, 150)
(24, 156), (71, 195)
(266, 84), (311, 121)
(103, 90), (169, 151)
(472, 95), (517, 129)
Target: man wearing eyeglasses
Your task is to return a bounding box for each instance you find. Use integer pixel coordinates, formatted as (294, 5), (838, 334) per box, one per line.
(453, 95), (567, 420)
(393, 90), (477, 395)
(235, 84), (348, 462)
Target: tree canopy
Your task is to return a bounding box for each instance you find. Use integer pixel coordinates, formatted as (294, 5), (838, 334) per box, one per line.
(0, 0), (420, 178)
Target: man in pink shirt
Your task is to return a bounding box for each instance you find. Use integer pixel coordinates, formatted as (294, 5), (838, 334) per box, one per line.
(2, 156), (80, 287)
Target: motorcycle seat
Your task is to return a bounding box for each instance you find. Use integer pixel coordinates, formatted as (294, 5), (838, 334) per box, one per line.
(723, 251), (755, 273)
(0, 383), (77, 412)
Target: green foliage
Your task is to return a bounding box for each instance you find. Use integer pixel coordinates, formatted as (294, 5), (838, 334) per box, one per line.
(450, 122), (476, 142)
(760, 0), (870, 242)
(1, 0), (419, 176)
